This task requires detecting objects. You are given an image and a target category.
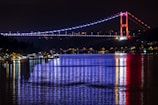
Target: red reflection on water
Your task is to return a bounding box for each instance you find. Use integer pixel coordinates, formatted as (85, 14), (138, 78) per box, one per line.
(126, 54), (143, 105)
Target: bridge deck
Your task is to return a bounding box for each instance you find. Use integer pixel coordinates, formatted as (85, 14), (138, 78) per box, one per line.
(1, 34), (121, 37)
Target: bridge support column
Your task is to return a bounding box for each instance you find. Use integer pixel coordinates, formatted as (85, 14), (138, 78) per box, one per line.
(120, 11), (129, 37)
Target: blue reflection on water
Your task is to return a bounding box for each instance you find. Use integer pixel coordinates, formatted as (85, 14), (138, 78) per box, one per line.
(20, 54), (117, 105)
(0, 54), (146, 105)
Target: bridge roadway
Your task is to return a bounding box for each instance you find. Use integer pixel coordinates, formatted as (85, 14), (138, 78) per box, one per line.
(1, 33), (120, 38)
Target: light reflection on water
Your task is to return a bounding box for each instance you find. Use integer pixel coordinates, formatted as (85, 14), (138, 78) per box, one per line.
(0, 54), (157, 105)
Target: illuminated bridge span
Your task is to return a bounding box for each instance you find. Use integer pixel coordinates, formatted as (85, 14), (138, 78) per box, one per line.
(1, 11), (151, 38)
(2, 34), (119, 37)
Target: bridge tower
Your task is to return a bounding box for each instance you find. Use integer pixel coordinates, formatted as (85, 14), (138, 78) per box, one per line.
(120, 11), (129, 37)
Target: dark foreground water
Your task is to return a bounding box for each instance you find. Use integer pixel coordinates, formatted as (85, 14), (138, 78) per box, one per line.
(0, 54), (158, 105)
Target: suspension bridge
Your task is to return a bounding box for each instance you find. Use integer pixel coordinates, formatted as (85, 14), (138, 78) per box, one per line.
(0, 11), (151, 39)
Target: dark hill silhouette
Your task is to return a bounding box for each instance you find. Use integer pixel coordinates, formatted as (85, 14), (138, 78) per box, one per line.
(0, 35), (35, 54)
(137, 28), (158, 41)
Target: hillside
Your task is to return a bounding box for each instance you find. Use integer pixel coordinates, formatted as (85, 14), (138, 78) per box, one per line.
(0, 35), (35, 54)
(137, 28), (158, 41)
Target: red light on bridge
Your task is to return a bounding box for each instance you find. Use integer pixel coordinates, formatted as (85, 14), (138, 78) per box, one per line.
(127, 35), (132, 39)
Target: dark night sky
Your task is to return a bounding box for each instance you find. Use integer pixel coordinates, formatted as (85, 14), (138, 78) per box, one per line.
(0, 0), (158, 33)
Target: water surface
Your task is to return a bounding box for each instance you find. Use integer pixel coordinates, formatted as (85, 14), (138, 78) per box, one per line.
(0, 54), (158, 105)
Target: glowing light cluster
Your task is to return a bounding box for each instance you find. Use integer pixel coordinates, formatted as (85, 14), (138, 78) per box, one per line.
(119, 36), (127, 41)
